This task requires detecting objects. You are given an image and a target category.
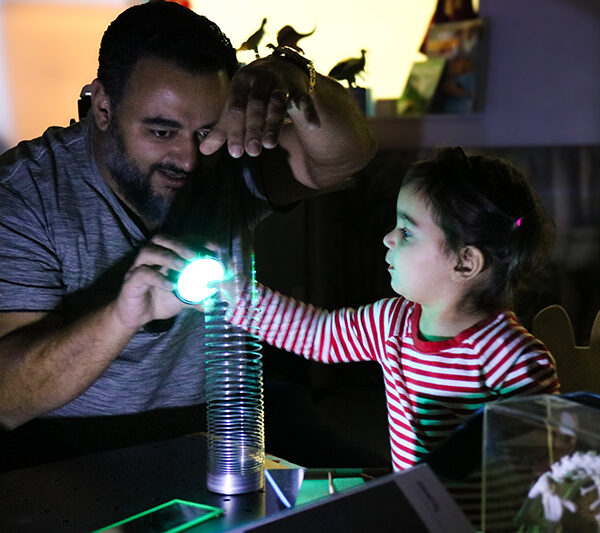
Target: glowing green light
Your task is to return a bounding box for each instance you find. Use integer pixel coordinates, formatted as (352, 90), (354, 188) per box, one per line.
(175, 256), (225, 304)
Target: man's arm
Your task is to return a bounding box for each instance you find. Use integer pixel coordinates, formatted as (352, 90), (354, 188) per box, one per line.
(200, 52), (377, 204)
(0, 308), (137, 429)
(0, 236), (195, 429)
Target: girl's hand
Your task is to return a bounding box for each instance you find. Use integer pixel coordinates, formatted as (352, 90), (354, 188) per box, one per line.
(183, 241), (247, 312)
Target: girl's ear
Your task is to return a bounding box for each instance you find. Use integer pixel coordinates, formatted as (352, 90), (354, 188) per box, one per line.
(452, 245), (485, 281)
(90, 79), (112, 132)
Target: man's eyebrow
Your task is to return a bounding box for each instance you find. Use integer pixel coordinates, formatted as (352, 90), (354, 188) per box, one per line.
(142, 117), (182, 129)
(141, 117), (217, 131)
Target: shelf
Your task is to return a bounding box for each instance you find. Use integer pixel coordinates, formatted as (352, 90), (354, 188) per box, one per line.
(366, 0), (600, 151)
(368, 114), (485, 150)
(368, 110), (600, 151)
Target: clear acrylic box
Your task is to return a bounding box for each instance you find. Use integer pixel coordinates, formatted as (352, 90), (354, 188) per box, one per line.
(482, 394), (600, 532)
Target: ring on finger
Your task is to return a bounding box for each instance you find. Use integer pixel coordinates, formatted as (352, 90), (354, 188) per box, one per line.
(270, 89), (290, 105)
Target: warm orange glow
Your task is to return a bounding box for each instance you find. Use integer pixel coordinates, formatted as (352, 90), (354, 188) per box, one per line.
(0, 1), (481, 146)
(3, 2), (123, 145)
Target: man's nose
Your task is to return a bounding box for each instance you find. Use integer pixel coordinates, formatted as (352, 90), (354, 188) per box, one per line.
(170, 136), (199, 173)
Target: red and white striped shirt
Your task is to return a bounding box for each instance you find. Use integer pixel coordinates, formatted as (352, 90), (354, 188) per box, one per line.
(230, 285), (559, 472)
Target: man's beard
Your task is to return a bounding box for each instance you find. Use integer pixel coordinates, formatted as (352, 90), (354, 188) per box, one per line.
(103, 121), (191, 227)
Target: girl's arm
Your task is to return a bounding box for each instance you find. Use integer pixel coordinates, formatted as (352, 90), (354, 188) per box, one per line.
(228, 282), (386, 364)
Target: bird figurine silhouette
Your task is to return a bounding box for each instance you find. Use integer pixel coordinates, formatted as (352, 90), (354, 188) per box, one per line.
(237, 18), (267, 58)
(267, 24), (316, 53)
(328, 49), (367, 88)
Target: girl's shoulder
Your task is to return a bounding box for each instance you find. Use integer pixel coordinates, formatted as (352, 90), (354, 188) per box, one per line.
(472, 309), (552, 361)
(366, 295), (414, 317)
(358, 296), (417, 339)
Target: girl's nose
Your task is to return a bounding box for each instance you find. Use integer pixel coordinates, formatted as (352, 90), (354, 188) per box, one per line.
(383, 231), (394, 249)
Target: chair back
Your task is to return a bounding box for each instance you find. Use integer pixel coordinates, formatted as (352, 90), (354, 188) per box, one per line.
(532, 305), (600, 393)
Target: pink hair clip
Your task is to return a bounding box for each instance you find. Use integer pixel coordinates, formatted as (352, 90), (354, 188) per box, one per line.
(515, 217), (523, 227)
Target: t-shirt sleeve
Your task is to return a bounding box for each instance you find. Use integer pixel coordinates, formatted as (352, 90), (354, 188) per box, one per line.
(0, 183), (63, 312)
(482, 331), (560, 397)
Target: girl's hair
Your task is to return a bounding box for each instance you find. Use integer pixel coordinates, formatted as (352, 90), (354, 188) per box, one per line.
(97, 1), (239, 111)
(403, 147), (556, 313)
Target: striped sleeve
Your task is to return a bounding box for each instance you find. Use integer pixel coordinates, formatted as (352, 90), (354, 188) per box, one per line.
(229, 282), (398, 364)
(480, 317), (560, 396)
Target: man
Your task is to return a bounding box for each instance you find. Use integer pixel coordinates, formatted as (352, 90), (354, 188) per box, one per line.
(0, 1), (376, 466)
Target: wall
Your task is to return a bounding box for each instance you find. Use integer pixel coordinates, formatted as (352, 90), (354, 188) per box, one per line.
(479, 0), (600, 147)
(372, 0), (600, 149)
(0, 1), (124, 146)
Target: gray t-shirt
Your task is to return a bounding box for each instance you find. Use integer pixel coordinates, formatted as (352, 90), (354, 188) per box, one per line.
(0, 118), (269, 417)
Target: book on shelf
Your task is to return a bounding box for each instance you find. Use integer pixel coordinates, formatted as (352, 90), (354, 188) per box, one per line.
(397, 57), (447, 116)
(423, 17), (488, 113)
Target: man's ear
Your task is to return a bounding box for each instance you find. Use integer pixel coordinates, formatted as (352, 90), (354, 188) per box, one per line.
(90, 79), (112, 132)
(452, 245), (485, 281)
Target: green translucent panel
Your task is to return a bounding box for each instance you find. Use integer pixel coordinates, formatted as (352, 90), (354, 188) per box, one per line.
(294, 477), (365, 507)
(175, 257), (225, 304)
(93, 498), (223, 532)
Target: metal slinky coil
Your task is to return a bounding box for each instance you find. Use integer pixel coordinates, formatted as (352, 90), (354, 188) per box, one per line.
(205, 301), (265, 495)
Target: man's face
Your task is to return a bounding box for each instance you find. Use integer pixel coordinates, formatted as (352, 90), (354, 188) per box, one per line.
(102, 56), (230, 226)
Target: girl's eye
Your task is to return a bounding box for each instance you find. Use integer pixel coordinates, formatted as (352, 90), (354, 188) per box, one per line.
(196, 130), (210, 140)
(400, 227), (412, 239)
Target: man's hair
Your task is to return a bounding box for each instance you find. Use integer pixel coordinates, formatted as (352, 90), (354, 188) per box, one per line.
(97, 1), (239, 109)
(403, 147), (556, 313)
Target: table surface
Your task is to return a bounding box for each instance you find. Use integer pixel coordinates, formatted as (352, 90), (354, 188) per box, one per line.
(0, 434), (283, 533)
(0, 432), (481, 533)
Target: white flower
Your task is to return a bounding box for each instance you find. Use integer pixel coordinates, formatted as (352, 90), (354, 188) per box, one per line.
(527, 451), (600, 524)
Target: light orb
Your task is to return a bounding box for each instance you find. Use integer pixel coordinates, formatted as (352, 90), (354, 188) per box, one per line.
(175, 256), (225, 304)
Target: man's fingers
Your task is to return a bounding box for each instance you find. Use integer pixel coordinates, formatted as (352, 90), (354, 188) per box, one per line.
(125, 265), (173, 291)
(262, 90), (289, 149)
(200, 71), (295, 157)
(224, 81), (254, 158)
(199, 80), (251, 158)
(244, 96), (271, 157)
(199, 125), (228, 156)
(149, 235), (196, 259)
(131, 236), (195, 273)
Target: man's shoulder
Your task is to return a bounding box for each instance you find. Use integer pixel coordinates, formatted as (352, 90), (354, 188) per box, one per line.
(0, 120), (89, 185)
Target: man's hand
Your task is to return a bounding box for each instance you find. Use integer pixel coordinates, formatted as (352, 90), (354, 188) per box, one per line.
(114, 235), (197, 329)
(199, 56), (318, 159)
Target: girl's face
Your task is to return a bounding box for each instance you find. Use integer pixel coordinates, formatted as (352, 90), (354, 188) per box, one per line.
(383, 185), (458, 305)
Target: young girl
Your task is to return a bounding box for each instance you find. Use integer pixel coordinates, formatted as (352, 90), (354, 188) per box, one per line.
(227, 147), (559, 473)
